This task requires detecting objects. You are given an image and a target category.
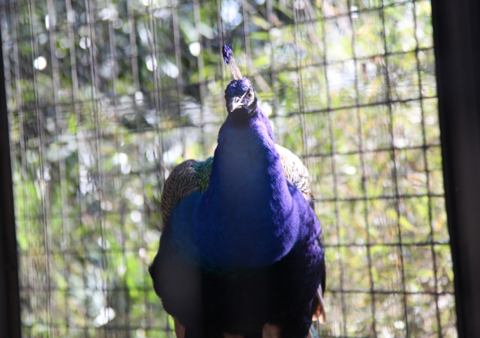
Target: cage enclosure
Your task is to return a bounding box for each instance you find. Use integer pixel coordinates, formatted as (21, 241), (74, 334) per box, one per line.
(0, 0), (457, 336)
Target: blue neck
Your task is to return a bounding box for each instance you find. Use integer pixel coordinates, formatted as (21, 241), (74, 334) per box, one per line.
(194, 107), (301, 267)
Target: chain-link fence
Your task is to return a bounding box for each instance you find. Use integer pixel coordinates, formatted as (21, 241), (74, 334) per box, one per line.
(0, 0), (456, 336)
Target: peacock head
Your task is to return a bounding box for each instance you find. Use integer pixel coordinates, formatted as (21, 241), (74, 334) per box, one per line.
(222, 44), (257, 116)
(225, 78), (257, 115)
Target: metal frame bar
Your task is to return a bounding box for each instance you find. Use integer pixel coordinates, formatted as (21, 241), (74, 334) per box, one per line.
(0, 23), (22, 338)
(431, 0), (480, 336)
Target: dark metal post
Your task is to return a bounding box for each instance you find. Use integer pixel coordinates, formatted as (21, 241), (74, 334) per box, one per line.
(431, 0), (480, 336)
(0, 24), (22, 338)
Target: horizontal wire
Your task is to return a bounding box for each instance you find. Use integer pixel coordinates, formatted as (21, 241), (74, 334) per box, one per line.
(18, 284), (455, 296)
(5, 47), (435, 118)
(16, 241), (452, 257)
(1, 0), (427, 46)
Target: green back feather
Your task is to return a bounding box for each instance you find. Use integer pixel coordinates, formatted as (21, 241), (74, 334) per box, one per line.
(194, 157), (214, 193)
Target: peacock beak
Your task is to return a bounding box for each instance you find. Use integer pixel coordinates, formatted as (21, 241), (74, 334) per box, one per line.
(228, 97), (242, 112)
(227, 92), (247, 112)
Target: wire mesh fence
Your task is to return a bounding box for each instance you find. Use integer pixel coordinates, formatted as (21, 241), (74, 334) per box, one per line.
(0, 0), (456, 336)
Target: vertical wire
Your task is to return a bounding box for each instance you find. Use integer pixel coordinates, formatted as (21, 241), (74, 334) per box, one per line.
(136, 116), (151, 336)
(318, 9), (348, 337)
(0, 4), (10, 101)
(8, 1), (34, 335)
(27, 0), (52, 334)
(146, 2), (169, 332)
(266, 0), (279, 141)
(215, 0), (226, 110)
(171, 0), (186, 160)
(147, 0), (166, 194)
(124, 0), (141, 332)
(144, 0), (163, 334)
(193, 0), (206, 154)
(241, 0), (252, 77)
(137, 5), (153, 335)
(291, 4), (315, 332)
(379, 0), (410, 335)
(167, 3), (185, 330)
(146, 8), (171, 332)
(84, 0), (109, 335)
(105, 0), (128, 335)
(64, 0), (92, 336)
(107, 1), (123, 336)
(346, 2), (378, 336)
(292, 2), (310, 172)
(45, 1), (71, 334)
(133, 78), (149, 336)
(412, 1), (442, 337)
(128, 1), (140, 94)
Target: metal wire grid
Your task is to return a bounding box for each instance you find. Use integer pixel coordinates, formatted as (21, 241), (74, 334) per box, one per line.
(0, 0), (456, 336)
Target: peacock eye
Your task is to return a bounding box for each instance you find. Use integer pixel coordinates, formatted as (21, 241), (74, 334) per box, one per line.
(246, 91), (254, 100)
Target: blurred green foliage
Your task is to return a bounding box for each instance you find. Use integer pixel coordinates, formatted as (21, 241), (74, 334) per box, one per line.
(1, 0), (456, 336)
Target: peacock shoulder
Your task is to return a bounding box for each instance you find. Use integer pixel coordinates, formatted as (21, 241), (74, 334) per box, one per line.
(161, 157), (214, 227)
(193, 156), (214, 193)
(274, 144), (313, 202)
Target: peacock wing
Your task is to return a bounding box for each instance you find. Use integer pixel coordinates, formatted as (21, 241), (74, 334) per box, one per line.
(160, 159), (198, 227)
(275, 144), (313, 203)
(160, 157), (214, 228)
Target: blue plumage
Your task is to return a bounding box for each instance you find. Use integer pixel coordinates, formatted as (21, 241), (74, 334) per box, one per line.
(195, 107), (304, 267)
(150, 46), (326, 338)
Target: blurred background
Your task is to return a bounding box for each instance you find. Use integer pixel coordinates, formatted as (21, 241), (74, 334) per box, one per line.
(0, 0), (456, 336)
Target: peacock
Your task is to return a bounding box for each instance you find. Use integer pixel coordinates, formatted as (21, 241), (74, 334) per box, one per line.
(149, 45), (326, 338)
